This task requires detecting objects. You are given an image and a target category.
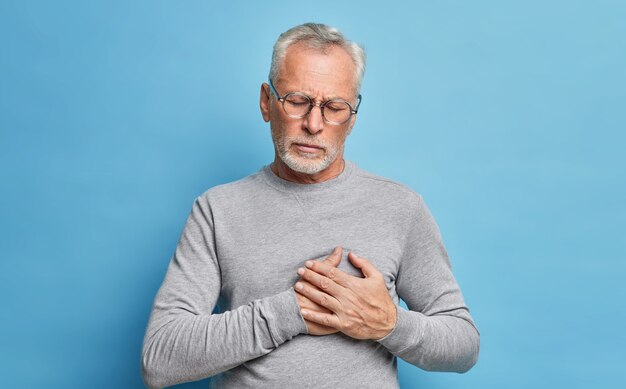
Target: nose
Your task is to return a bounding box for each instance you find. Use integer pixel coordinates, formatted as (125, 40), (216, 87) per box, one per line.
(304, 104), (324, 134)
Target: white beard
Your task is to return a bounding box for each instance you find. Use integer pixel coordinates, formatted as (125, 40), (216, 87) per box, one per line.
(272, 134), (342, 175)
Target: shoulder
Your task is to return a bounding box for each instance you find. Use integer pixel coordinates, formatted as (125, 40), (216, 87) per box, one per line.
(195, 169), (266, 206)
(350, 164), (424, 209)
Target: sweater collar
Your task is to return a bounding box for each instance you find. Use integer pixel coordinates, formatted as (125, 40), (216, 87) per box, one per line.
(260, 160), (355, 194)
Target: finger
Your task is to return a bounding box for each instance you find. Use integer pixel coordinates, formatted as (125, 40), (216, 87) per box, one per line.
(296, 292), (333, 315)
(295, 280), (341, 312)
(300, 309), (341, 329)
(348, 252), (380, 279)
(304, 319), (338, 336)
(297, 266), (345, 297)
(320, 246), (342, 267)
(296, 279), (317, 289)
(304, 257), (353, 288)
(295, 284), (332, 313)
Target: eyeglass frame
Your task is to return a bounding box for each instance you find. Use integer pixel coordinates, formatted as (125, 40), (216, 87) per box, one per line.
(267, 78), (362, 125)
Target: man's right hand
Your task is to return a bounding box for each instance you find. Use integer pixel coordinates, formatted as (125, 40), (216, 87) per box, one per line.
(294, 247), (343, 336)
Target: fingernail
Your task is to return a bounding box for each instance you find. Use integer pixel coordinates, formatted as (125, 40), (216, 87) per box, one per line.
(295, 282), (303, 290)
(305, 261), (313, 268)
(297, 267), (305, 275)
(301, 309), (308, 316)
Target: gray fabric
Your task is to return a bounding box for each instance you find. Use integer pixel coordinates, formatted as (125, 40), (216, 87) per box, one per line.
(141, 161), (479, 388)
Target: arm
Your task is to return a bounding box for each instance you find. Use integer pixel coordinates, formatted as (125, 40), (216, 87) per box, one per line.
(141, 196), (307, 389)
(377, 195), (480, 372)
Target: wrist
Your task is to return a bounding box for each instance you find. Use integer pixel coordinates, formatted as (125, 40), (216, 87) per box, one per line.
(375, 303), (397, 340)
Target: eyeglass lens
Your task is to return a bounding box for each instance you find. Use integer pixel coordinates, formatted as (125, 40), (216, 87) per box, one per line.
(283, 93), (352, 124)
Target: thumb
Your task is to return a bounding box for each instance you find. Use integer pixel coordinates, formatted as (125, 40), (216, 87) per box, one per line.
(348, 252), (377, 278)
(322, 246), (343, 267)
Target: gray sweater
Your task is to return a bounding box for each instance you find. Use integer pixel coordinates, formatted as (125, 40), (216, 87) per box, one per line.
(141, 161), (479, 388)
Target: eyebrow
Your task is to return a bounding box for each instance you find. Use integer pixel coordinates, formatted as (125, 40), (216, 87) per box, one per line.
(283, 87), (338, 100)
(292, 90), (349, 102)
(273, 79), (356, 103)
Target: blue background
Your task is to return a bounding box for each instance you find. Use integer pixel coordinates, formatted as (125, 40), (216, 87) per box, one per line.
(1, 1), (624, 388)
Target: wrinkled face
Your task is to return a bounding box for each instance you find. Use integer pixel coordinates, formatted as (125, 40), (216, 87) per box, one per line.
(261, 42), (358, 175)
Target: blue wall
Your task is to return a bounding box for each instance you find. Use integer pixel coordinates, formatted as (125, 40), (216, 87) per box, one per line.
(1, 1), (624, 388)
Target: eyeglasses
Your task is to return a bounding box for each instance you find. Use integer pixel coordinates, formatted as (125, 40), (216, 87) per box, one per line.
(268, 79), (361, 125)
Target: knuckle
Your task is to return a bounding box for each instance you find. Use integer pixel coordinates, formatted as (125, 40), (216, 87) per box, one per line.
(320, 278), (330, 289)
(328, 268), (336, 279)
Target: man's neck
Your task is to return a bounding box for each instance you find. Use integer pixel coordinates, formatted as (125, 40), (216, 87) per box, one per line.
(271, 157), (345, 184)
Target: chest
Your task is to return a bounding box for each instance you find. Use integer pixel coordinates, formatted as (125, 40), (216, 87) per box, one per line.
(212, 194), (406, 309)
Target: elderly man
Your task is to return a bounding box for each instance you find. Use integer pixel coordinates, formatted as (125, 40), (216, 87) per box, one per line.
(141, 23), (479, 388)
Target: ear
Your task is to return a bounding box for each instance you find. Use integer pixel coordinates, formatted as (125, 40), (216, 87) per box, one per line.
(260, 83), (271, 122)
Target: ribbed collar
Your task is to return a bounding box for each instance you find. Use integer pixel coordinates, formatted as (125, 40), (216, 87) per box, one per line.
(260, 160), (355, 194)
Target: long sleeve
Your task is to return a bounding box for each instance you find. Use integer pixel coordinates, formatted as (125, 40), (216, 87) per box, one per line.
(141, 196), (307, 389)
(377, 195), (480, 372)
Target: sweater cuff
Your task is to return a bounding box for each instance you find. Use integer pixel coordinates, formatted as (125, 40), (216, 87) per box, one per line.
(260, 288), (308, 347)
(377, 306), (424, 354)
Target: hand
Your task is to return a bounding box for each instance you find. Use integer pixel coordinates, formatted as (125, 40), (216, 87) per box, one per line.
(295, 290), (338, 335)
(294, 250), (397, 340)
(294, 247), (342, 336)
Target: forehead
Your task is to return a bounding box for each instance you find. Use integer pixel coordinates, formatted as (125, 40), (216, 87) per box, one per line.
(276, 42), (357, 98)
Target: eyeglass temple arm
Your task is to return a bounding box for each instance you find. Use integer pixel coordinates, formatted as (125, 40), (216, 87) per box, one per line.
(268, 78), (282, 99)
(353, 94), (362, 113)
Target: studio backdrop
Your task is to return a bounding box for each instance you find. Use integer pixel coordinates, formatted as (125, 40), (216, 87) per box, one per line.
(1, 1), (624, 388)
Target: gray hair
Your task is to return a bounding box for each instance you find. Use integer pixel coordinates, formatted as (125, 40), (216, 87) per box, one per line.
(268, 23), (366, 94)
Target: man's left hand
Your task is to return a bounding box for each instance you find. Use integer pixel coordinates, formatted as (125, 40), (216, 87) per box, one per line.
(294, 249), (397, 340)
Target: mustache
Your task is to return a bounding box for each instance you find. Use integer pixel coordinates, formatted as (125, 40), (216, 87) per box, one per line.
(284, 136), (327, 150)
